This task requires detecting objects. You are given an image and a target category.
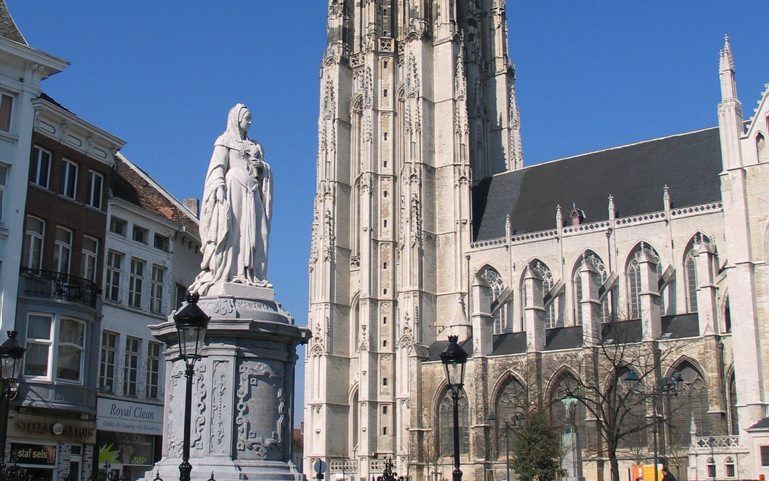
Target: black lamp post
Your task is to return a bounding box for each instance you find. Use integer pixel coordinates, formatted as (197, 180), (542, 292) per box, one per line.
(624, 370), (683, 481)
(0, 330), (25, 463)
(440, 336), (468, 481)
(173, 294), (210, 481)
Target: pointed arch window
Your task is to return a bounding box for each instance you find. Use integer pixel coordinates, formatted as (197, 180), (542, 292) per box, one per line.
(531, 261), (560, 328)
(668, 362), (710, 446)
(728, 373), (738, 435)
(627, 243), (663, 319)
(481, 266), (511, 334)
(549, 373), (591, 452)
(757, 132), (767, 163)
(685, 249), (698, 313)
(350, 389), (359, 454)
(615, 367), (648, 449)
(573, 252), (610, 325)
(438, 387), (469, 457)
(684, 233), (715, 314)
(495, 377), (525, 455)
(351, 299), (360, 353)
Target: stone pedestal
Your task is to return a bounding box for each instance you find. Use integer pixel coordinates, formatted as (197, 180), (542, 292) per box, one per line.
(146, 284), (310, 481)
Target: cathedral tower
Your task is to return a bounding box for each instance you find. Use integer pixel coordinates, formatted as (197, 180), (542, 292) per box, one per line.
(305, 1), (522, 477)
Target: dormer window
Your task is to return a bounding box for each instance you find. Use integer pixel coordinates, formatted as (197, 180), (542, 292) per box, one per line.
(569, 204), (586, 226)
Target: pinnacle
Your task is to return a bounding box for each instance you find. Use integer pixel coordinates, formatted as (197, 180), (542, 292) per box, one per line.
(720, 33), (734, 72)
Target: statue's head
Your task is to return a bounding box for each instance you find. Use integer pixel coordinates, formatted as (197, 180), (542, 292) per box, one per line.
(226, 103), (251, 137)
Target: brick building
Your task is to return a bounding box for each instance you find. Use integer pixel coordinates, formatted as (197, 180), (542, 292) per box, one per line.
(12, 93), (124, 481)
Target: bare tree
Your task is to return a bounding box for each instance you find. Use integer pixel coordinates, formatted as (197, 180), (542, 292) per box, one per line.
(551, 320), (681, 481)
(423, 442), (442, 481)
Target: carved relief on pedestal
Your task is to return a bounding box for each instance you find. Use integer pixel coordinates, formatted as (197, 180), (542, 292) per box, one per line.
(193, 364), (207, 451)
(166, 364), (185, 457)
(235, 361), (285, 460)
(210, 360), (228, 454)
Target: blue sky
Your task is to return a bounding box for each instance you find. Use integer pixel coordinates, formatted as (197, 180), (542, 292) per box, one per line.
(8, 1), (769, 424)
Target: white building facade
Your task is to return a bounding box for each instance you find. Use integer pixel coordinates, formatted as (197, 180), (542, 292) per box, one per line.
(97, 155), (199, 481)
(305, 2), (769, 481)
(0, 2), (67, 335)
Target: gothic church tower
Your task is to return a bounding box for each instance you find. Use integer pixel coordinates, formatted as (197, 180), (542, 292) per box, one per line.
(305, 1), (522, 477)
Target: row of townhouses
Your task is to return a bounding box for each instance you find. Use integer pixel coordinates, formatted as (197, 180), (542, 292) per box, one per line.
(0, 3), (201, 480)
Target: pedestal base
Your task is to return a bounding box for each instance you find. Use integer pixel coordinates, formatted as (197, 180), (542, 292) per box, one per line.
(148, 459), (302, 481)
(146, 285), (309, 481)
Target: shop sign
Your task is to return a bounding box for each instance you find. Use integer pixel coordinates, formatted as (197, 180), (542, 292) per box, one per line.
(14, 419), (95, 439)
(96, 398), (163, 435)
(10, 443), (56, 465)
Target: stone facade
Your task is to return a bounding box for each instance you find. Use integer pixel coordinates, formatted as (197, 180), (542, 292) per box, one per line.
(305, 1), (520, 479)
(305, 3), (769, 481)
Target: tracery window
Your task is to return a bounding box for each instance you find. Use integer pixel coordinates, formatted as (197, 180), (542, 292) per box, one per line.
(481, 266), (511, 334)
(531, 261), (560, 328)
(626, 243), (663, 319)
(351, 299), (360, 353)
(350, 389), (359, 453)
(685, 249), (698, 313)
(438, 388), (469, 457)
(615, 367), (648, 449)
(728, 373), (738, 435)
(668, 362), (710, 447)
(684, 233), (714, 314)
(573, 252), (610, 324)
(549, 372), (591, 451)
(495, 376), (526, 455)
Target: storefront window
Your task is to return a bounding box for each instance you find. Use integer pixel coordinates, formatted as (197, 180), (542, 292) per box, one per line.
(10, 443), (56, 481)
(97, 432), (155, 481)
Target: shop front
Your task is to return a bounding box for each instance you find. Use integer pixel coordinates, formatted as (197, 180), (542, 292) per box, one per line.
(95, 398), (163, 481)
(7, 413), (97, 481)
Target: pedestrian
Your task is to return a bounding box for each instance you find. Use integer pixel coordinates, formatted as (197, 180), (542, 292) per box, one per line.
(662, 466), (677, 481)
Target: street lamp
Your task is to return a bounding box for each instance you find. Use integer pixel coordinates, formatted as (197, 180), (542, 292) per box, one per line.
(440, 336), (468, 481)
(0, 330), (24, 462)
(624, 370), (682, 481)
(173, 293), (210, 481)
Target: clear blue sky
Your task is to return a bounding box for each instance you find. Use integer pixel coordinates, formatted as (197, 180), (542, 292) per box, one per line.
(8, 1), (769, 425)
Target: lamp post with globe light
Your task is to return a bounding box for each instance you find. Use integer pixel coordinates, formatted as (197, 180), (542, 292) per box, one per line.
(173, 294), (210, 481)
(440, 336), (468, 481)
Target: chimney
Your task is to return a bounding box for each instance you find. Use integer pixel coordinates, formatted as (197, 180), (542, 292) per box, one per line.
(183, 198), (199, 217)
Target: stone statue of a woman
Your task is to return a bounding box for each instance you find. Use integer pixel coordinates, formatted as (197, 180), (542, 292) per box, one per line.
(190, 104), (272, 296)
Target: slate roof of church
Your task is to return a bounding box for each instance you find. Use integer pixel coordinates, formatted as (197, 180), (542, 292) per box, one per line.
(472, 127), (723, 241)
(0, 0), (26, 45)
(112, 156), (200, 236)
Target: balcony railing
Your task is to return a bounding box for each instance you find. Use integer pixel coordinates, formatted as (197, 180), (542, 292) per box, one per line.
(20, 268), (101, 308)
(694, 435), (741, 449)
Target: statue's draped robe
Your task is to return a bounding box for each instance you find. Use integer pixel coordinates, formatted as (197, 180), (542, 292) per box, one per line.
(191, 108), (272, 295)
